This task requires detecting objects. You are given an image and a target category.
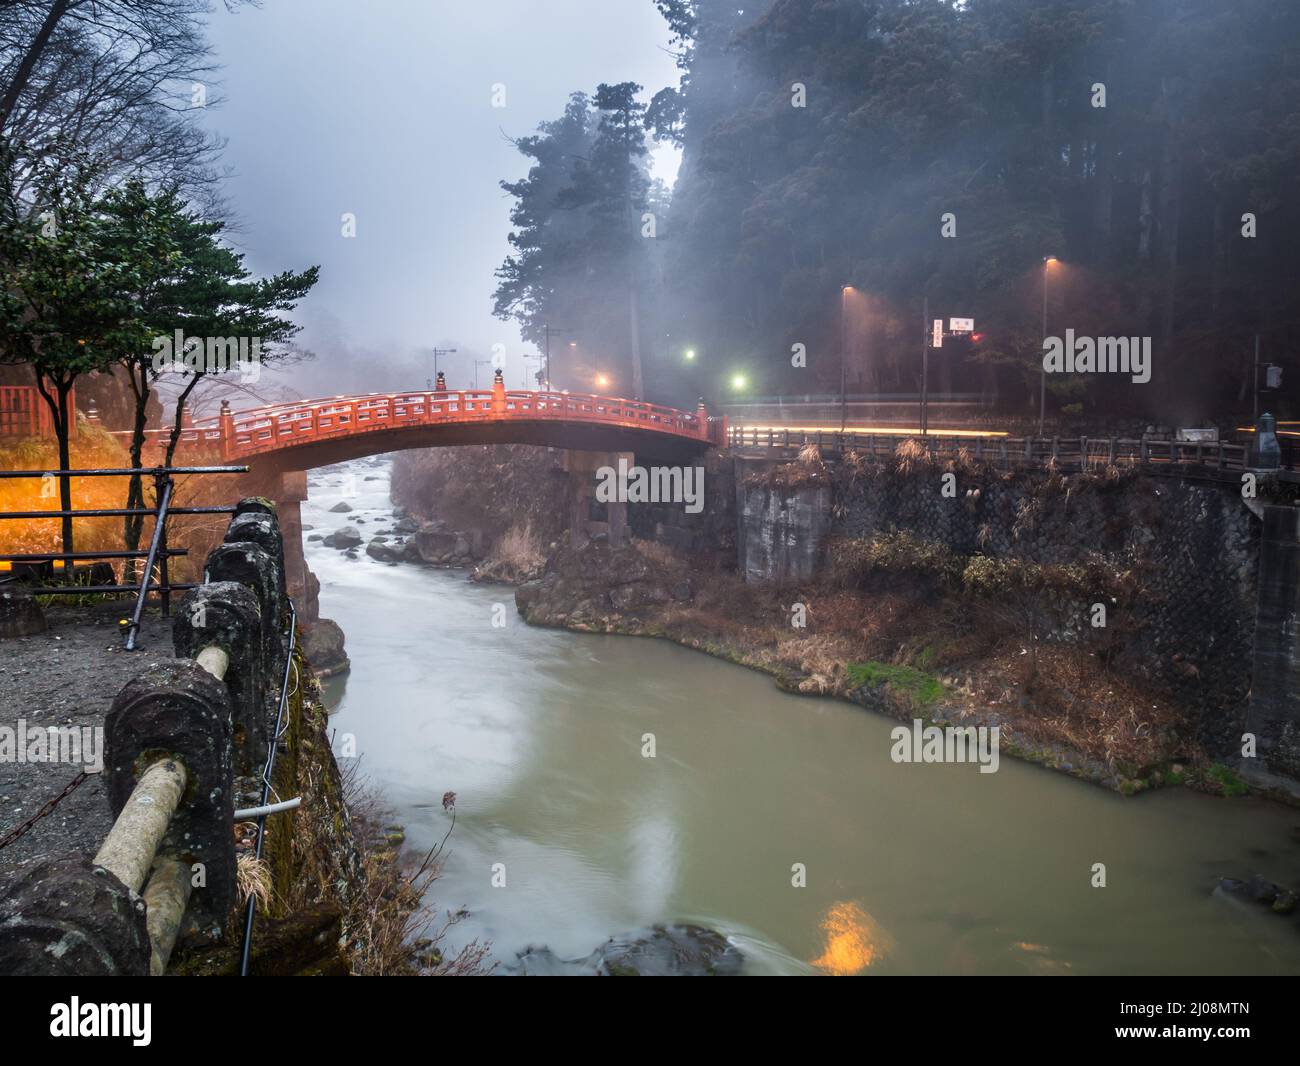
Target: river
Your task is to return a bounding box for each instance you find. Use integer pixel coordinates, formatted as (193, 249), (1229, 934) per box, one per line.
(304, 457), (1300, 975)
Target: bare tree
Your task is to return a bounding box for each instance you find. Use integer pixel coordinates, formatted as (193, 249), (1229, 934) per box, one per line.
(0, 0), (253, 209)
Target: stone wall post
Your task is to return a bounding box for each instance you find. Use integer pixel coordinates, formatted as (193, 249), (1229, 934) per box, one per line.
(1245, 504), (1300, 788)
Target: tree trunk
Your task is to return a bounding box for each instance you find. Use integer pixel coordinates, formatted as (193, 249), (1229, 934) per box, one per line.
(628, 275), (643, 400)
(1091, 139), (1112, 263)
(124, 363), (150, 556)
(0, 0), (74, 130)
(163, 373), (202, 468)
(33, 367), (74, 555)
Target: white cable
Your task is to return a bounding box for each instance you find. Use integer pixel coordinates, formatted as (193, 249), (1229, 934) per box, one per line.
(233, 796), (301, 820)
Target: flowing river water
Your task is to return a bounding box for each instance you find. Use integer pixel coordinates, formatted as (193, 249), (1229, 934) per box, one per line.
(305, 458), (1300, 975)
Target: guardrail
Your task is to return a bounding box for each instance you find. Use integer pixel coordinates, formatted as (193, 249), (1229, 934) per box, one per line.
(725, 426), (1287, 473)
(0, 499), (295, 976)
(0, 465), (249, 647)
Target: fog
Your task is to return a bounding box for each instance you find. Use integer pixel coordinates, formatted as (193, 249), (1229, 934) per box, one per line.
(197, 0), (681, 400)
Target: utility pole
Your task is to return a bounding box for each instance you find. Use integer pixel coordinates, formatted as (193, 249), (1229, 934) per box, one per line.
(1253, 333), (1260, 424)
(540, 325), (567, 390)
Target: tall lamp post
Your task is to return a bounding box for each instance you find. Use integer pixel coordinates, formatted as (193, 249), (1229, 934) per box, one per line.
(840, 286), (853, 432)
(432, 346), (456, 382)
(1040, 257), (1057, 437)
(540, 325), (568, 390)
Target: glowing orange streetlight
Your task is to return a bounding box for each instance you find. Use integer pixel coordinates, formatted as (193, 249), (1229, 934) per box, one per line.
(595, 373), (610, 389)
(1040, 256), (1059, 436)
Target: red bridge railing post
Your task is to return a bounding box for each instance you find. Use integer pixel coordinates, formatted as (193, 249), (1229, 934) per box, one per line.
(219, 400), (234, 462)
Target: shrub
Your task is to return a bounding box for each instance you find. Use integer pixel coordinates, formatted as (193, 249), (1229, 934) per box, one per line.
(823, 531), (963, 587)
(846, 660), (947, 709)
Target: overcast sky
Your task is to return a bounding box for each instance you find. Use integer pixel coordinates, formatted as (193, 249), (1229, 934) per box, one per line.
(198, 0), (681, 395)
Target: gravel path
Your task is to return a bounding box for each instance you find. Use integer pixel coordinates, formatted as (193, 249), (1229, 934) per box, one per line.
(0, 600), (173, 888)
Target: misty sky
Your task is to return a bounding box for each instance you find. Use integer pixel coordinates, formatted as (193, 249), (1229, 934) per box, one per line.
(198, 0), (681, 396)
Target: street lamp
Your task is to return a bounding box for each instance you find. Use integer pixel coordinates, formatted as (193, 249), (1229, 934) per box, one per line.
(432, 346), (456, 380)
(685, 348), (696, 362)
(1040, 257), (1058, 437)
(595, 373), (610, 389)
(840, 286), (853, 432)
(731, 372), (747, 391)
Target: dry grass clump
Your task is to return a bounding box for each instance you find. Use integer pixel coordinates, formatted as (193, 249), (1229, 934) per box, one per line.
(479, 521), (547, 582)
(894, 437), (930, 476)
(235, 851), (274, 912)
(333, 766), (494, 976)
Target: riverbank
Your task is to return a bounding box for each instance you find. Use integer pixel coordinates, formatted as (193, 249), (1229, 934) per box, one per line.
(512, 537), (1244, 797)
(385, 443), (1274, 801)
(308, 456), (1300, 974)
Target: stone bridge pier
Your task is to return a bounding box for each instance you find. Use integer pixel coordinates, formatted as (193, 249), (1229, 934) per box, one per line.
(274, 471), (313, 622)
(565, 449), (631, 549)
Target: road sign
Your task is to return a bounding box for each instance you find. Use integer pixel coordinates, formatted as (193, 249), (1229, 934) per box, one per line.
(932, 319), (943, 347)
(949, 317), (974, 333)
(1266, 365), (1283, 389)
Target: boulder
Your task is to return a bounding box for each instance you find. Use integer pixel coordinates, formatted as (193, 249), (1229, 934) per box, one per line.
(394, 517), (419, 534)
(328, 501), (352, 513)
(414, 525), (469, 564)
(366, 539), (401, 563)
(0, 584), (46, 638)
(301, 617), (349, 677)
(323, 526), (362, 550)
(514, 925), (743, 977)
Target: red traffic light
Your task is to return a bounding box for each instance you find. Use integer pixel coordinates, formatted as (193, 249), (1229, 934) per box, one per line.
(970, 332), (984, 342)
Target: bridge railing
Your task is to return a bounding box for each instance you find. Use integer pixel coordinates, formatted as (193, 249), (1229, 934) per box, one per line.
(0, 500), (296, 976)
(115, 386), (723, 462)
(725, 426), (1278, 473)
(189, 385), (719, 459)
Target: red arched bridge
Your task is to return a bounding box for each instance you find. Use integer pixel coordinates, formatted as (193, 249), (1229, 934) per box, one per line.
(153, 381), (725, 471)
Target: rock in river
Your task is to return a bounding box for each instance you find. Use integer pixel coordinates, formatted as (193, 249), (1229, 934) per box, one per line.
(323, 526), (363, 550)
(513, 925), (743, 976)
(366, 538), (401, 562)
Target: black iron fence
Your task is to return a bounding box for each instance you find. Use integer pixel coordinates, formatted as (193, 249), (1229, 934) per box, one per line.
(0, 465), (248, 648)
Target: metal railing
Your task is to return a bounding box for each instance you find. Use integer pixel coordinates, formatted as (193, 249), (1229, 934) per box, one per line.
(0, 464), (248, 647)
(723, 426), (1286, 473)
(240, 597), (297, 976)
